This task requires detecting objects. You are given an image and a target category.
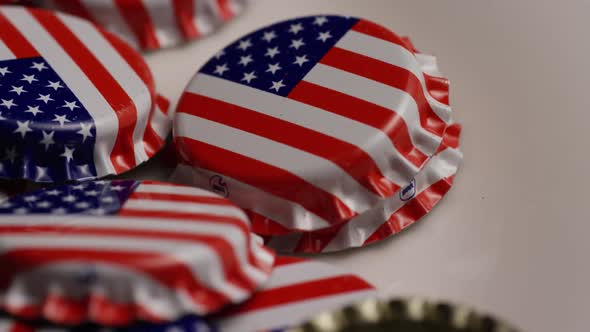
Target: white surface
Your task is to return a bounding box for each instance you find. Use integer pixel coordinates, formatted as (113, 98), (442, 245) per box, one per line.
(134, 1), (590, 331)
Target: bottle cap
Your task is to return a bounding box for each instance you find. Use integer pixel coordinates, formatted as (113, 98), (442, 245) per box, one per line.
(172, 15), (453, 235)
(41, 0), (248, 50)
(0, 6), (171, 183)
(0, 180), (275, 326)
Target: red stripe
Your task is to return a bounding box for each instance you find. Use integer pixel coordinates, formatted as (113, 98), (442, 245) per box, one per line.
(0, 12), (39, 58)
(156, 94), (171, 115)
(216, 0), (234, 21)
(273, 256), (306, 266)
(173, 0), (200, 39)
(289, 81), (428, 167)
(31, 10), (138, 173)
(50, 0), (96, 24)
(436, 123), (461, 153)
(364, 176), (454, 245)
(246, 209), (293, 236)
(321, 47), (446, 137)
(175, 136), (356, 225)
(293, 223), (346, 253)
(351, 19), (411, 52)
(0, 225), (257, 291)
(220, 275), (373, 315)
(424, 73), (450, 105)
(0, 249), (229, 316)
(116, 209), (272, 273)
(114, 0), (160, 50)
(128, 191), (235, 205)
(179, 93), (399, 197)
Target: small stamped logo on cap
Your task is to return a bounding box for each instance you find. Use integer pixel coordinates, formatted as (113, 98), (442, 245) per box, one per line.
(400, 179), (416, 202)
(210, 175), (229, 198)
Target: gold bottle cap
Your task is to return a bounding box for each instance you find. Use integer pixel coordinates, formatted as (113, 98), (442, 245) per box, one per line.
(289, 297), (520, 332)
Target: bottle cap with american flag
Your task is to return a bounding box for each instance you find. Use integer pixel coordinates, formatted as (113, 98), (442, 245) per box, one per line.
(38, 0), (248, 51)
(0, 257), (375, 332)
(0, 6), (171, 183)
(172, 15), (454, 235)
(0, 180), (275, 326)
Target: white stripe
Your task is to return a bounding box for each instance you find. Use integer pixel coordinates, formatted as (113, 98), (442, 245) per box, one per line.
(142, 0), (184, 49)
(304, 64), (442, 155)
(216, 290), (376, 332)
(188, 74), (418, 188)
(323, 147), (462, 252)
(1, 8), (117, 176)
(266, 261), (355, 289)
(0, 234), (248, 301)
(0, 321), (14, 332)
(135, 183), (221, 198)
(151, 101), (171, 139)
(337, 31), (451, 121)
(415, 53), (444, 77)
(0, 39), (15, 61)
(58, 13), (153, 166)
(123, 198), (248, 220)
(194, 0), (218, 36)
(176, 112), (380, 213)
(170, 164), (333, 231)
(0, 215), (268, 284)
(79, 0), (139, 49)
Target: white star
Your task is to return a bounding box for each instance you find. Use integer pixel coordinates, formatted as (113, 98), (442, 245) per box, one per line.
(0, 112), (5, 120)
(265, 47), (280, 58)
(110, 185), (125, 191)
(60, 146), (75, 163)
(25, 105), (43, 116)
(62, 194), (77, 203)
(266, 63), (282, 75)
(45, 189), (61, 196)
(36, 201), (52, 208)
(77, 123), (93, 142)
(85, 190), (99, 196)
(270, 80), (286, 92)
(9, 86), (27, 96)
(71, 184), (86, 190)
(214, 50), (225, 59)
(237, 39), (252, 51)
(294, 55), (310, 66)
(46, 81), (63, 91)
(52, 114), (70, 126)
(0, 99), (17, 109)
(21, 74), (38, 84)
(62, 100), (79, 111)
(39, 131), (55, 151)
(37, 94), (54, 104)
(14, 120), (32, 138)
(241, 71), (257, 84)
(101, 196), (115, 203)
(89, 208), (107, 215)
(214, 63), (229, 76)
(313, 16), (329, 26)
(317, 31), (333, 42)
(35, 166), (51, 183)
(238, 55), (253, 66)
(23, 195), (38, 202)
(30, 62), (48, 72)
(289, 23), (304, 34)
(262, 31), (277, 42)
(75, 201), (90, 209)
(0, 67), (10, 76)
(0, 201), (12, 208)
(4, 147), (17, 163)
(78, 164), (91, 175)
(290, 38), (305, 50)
(51, 207), (67, 214)
(14, 207), (28, 215)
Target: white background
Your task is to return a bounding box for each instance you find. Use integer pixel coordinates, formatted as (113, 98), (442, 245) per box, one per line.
(136, 1), (590, 331)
